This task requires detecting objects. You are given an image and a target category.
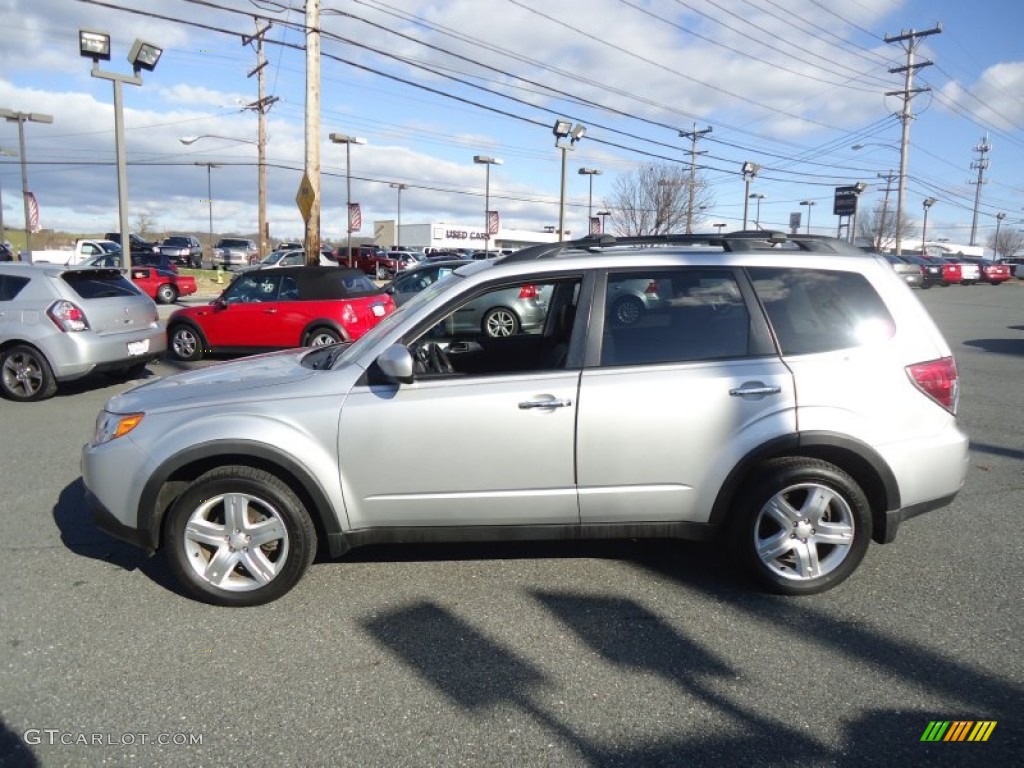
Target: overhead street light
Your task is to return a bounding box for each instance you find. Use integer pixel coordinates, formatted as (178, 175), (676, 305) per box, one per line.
(194, 162), (221, 263)
(578, 167), (602, 233)
(741, 161), (761, 230)
(553, 118), (586, 241)
(474, 155), (502, 255)
(748, 193), (765, 229)
(994, 211), (1007, 257)
(329, 133), (367, 266)
(79, 28), (162, 274)
(920, 197), (937, 255)
(179, 133), (266, 258)
(389, 183), (407, 250)
(799, 200), (816, 234)
(1, 110), (53, 256)
(595, 209), (611, 235)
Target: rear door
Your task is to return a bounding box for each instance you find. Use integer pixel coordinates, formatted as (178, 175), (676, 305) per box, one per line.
(576, 268), (796, 524)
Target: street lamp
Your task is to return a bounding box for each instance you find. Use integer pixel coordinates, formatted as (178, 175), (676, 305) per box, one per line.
(578, 167), (602, 234)
(748, 193), (765, 229)
(920, 197), (936, 255)
(474, 155), (502, 254)
(389, 183), (407, 249)
(0, 146), (16, 248)
(713, 222), (726, 234)
(194, 162), (220, 262)
(994, 211), (1006, 258)
(78, 28), (162, 270)
(179, 134), (264, 261)
(329, 133), (367, 266)
(596, 209), (611, 235)
(553, 119), (586, 241)
(740, 161), (761, 230)
(848, 182), (868, 244)
(799, 200), (816, 234)
(0, 111), (53, 256)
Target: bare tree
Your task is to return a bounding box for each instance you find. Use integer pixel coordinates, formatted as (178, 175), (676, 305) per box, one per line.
(857, 204), (919, 251)
(988, 226), (1024, 259)
(133, 212), (160, 241)
(605, 163), (713, 236)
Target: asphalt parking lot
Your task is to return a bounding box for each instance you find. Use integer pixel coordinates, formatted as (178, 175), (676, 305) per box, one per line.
(0, 281), (1021, 767)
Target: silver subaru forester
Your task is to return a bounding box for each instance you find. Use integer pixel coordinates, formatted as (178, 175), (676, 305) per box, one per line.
(82, 232), (969, 606)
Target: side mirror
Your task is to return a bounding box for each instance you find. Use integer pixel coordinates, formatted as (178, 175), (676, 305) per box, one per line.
(377, 343), (415, 384)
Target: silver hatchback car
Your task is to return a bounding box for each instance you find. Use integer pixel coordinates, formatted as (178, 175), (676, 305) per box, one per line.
(82, 232), (969, 606)
(1, 263), (165, 401)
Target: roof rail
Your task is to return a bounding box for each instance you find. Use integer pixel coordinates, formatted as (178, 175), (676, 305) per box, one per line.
(500, 230), (860, 262)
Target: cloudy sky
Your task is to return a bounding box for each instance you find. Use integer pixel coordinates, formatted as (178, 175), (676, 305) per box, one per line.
(1, 0), (1022, 249)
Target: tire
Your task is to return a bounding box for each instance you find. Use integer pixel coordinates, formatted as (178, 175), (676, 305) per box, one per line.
(0, 344), (58, 401)
(482, 307), (520, 338)
(168, 323), (205, 362)
(156, 284), (178, 304)
(162, 466), (316, 606)
(730, 457), (871, 596)
(611, 295), (644, 326)
(305, 327), (341, 347)
(375, 263), (386, 281)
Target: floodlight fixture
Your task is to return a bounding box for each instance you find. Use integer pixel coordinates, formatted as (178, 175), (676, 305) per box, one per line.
(128, 39), (163, 72)
(79, 29), (111, 61)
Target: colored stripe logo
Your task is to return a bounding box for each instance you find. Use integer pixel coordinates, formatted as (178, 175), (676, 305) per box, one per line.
(921, 721), (997, 742)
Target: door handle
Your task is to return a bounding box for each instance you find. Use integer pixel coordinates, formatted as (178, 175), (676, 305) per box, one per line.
(518, 397), (573, 410)
(729, 382), (781, 397)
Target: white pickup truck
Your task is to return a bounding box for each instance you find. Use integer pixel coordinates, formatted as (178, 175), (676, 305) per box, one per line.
(27, 239), (122, 266)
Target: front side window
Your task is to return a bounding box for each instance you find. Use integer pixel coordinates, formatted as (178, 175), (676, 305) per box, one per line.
(601, 269), (750, 366)
(224, 273), (282, 303)
(748, 267), (894, 355)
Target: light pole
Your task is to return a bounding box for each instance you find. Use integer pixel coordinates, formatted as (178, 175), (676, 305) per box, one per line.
(78, 30), (162, 269)
(578, 167), (602, 234)
(741, 161), (760, 230)
(195, 162), (220, 261)
(713, 223), (726, 234)
(0, 111), (53, 256)
(329, 133), (367, 266)
(920, 197), (936, 255)
(799, 200), (816, 234)
(180, 134), (261, 262)
(0, 146), (16, 247)
(473, 155), (502, 254)
(848, 182), (868, 244)
(748, 193), (765, 229)
(994, 211), (1006, 258)
(553, 119), (586, 241)
(596, 209), (611, 235)
(389, 183), (407, 249)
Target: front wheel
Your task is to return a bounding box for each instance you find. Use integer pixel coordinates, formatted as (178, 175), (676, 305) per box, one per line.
(163, 466), (317, 606)
(482, 307), (520, 337)
(168, 324), (205, 362)
(731, 457), (871, 595)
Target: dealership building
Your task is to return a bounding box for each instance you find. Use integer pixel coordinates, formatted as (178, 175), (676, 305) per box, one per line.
(373, 219), (566, 252)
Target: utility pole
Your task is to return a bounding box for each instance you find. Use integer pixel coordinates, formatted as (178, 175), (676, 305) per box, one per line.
(303, 0), (321, 263)
(968, 135), (991, 247)
(244, 20), (278, 260)
(679, 123), (711, 234)
(884, 23), (940, 256)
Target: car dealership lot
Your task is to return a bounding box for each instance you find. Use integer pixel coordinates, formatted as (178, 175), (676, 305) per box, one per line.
(0, 284), (1020, 766)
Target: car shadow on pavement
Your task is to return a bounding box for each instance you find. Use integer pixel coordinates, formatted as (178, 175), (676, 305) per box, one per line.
(52, 478), (184, 596)
(963, 337), (1024, 357)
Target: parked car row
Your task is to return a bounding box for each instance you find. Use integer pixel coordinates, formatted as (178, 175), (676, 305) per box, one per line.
(887, 253), (1012, 287)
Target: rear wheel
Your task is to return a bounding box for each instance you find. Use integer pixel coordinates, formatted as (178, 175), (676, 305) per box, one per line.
(156, 284), (178, 304)
(306, 327), (341, 347)
(482, 307), (520, 337)
(731, 457), (871, 595)
(168, 324), (205, 361)
(611, 295), (644, 326)
(0, 344), (57, 401)
(163, 466), (317, 606)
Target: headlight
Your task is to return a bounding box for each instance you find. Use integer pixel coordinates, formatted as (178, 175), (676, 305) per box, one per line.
(92, 410), (144, 446)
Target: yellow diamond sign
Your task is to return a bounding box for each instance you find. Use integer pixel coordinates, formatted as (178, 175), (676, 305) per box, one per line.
(295, 173), (315, 223)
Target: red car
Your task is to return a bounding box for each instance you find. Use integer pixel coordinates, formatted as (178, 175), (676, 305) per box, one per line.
(920, 256), (960, 286)
(968, 259), (1011, 285)
(129, 266), (197, 304)
(166, 266), (394, 361)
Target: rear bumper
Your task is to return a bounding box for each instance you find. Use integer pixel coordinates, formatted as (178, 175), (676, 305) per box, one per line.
(47, 326), (167, 381)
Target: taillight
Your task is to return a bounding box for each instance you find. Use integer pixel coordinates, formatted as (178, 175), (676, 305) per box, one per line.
(518, 284), (539, 299)
(906, 356), (959, 413)
(644, 280), (659, 295)
(47, 300), (89, 332)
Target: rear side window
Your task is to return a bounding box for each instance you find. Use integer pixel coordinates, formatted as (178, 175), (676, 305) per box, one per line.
(0, 275), (31, 301)
(601, 269), (751, 366)
(61, 270), (141, 299)
(748, 267), (894, 355)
